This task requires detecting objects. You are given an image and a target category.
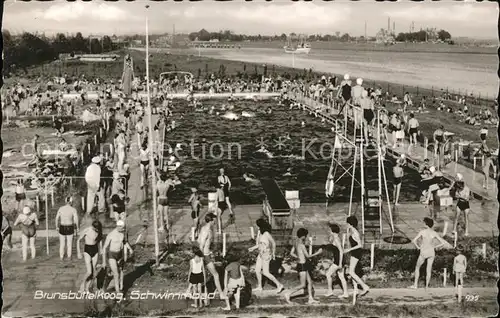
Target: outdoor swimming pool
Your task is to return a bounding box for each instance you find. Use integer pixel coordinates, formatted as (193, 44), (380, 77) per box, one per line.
(163, 98), (422, 204)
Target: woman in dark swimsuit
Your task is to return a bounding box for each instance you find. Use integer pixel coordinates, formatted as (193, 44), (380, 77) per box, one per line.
(77, 220), (103, 291)
(343, 216), (369, 296)
(13, 206), (39, 262)
(433, 125), (445, 155)
(218, 168), (234, 222)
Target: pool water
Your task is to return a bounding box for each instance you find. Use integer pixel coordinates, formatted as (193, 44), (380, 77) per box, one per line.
(163, 99), (422, 205)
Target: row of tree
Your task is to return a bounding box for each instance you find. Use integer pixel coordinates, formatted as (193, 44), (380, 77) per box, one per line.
(2, 30), (119, 73)
(395, 30), (452, 43)
(188, 29), (364, 43)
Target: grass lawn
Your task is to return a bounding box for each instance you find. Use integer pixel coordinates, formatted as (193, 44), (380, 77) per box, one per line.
(128, 236), (498, 292)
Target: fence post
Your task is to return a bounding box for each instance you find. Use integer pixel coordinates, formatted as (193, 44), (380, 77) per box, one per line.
(431, 86), (434, 98)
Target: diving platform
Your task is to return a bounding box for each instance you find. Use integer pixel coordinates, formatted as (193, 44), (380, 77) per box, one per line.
(290, 92), (497, 202)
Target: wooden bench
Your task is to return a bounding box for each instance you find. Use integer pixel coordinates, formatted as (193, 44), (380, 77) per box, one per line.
(261, 178), (293, 236)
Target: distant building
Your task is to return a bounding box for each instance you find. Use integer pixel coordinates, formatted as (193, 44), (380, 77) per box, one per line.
(376, 28), (395, 44)
(189, 39), (236, 49)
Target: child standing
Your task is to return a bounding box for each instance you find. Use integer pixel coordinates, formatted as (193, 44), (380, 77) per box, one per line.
(453, 247), (467, 296)
(187, 247), (206, 308)
(285, 228), (323, 304)
(223, 253), (246, 311)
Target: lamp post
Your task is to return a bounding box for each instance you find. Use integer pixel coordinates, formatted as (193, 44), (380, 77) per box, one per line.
(145, 4), (160, 265)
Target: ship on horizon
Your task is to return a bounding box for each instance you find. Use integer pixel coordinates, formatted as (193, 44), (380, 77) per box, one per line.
(284, 34), (311, 54)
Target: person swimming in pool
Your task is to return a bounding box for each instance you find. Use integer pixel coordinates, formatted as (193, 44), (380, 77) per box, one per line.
(410, 217), (448, 289)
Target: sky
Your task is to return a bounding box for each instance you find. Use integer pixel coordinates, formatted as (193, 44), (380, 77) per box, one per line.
(2, 0), (498, 39)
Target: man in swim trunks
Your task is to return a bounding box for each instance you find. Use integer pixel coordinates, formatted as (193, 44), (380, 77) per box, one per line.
(410, 217), (448, 289)
(156, 173), (169, 232)
(198, 213), (226, 299)
(453, 181), (471, 236)
(55, 197), (79, 260)
(103, 220), (133, 293)
(77, 220), (103, 291)
(285, 228), (322, 304)
(325, 223), (349, 298)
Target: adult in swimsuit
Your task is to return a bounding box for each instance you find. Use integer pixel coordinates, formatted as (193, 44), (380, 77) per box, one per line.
(103, 220), (133, 292)
(218, 168), (234, 221)
(139, 144), (150, 189)
(248, 219), (284, 293)
(77, 220), (103, 291)
(198, 213), (226, 299)
(410, 217), (448, 289)
(13, 206), (39, 262)
(156, 173), (169, 232)
(285, 228), (322, 305)
(408, 113), (419, 147)
(360, 90), (374, 143)
(344, 216), (370, 296)
(325, 223), (349, 298)
(482, 151), (495, 189)
(453, 181), (471, 236)
(393, 161), (404, 206)
(15, 178), (26, 213)
(55, 197), (79, 260)
(433, 126), (445, 156)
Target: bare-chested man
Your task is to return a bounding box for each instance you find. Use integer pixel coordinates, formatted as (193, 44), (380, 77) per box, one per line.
(285, 228), (322, 304)
(410, 217), (448, 289)
(103, 220), (133, 293)
(325, 223), (349, 298)
(198, 213), (226, 299)
(156, 173), (169, 232)
(77, 220), (103, 291)
(55, 197), (79, 260)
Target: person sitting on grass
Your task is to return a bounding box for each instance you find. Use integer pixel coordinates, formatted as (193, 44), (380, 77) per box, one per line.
(285, 228), (323, 305)
(453, 246), (467, 297)
(223, 252), (246, 311)
(187, 247), (207, 308)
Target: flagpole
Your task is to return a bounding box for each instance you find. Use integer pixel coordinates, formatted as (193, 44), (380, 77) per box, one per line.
(145, 4), (160, 265)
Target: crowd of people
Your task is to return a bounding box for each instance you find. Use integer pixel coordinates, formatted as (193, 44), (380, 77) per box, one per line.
(0, 66), (490, 311)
